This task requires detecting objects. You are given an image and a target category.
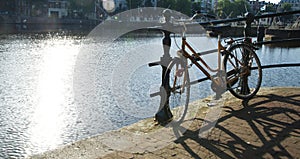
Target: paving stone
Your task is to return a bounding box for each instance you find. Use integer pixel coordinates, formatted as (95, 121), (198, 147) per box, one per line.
(29, 87), (300, 159)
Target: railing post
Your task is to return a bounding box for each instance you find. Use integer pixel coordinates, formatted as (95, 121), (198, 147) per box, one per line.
(244, 12), (254, 40)
(154, 9), (173, 124)
(241, 12), (255, 96)
(257, 23), (265, 43)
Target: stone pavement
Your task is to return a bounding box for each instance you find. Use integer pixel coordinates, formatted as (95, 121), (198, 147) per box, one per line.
(31, 87), (300, 159)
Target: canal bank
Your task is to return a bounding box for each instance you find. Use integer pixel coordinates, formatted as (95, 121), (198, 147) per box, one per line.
(29, 87), (300, 159)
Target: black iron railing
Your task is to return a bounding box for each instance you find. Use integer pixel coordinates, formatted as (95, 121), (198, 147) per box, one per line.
(149, 9), (300, 123)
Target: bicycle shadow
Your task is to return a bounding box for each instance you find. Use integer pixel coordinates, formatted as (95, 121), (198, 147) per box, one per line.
(173, 91), (300, 158)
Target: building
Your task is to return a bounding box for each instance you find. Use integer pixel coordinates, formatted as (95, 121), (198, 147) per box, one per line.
(279, 0), (300, 11)
(15, 0), (31, 16)
(248, 0), (268, 13)
(48, 0), (69, 18)
(5, 0), (69, 18)
(0, 0), (15, 15)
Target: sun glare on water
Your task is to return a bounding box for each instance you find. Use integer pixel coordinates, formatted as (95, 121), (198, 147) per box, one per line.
(28, 37), (80, 152)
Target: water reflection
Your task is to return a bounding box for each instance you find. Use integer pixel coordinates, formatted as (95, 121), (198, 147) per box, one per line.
(258, 45), (300, 87)
(0, 34), (81, 158)
(29, 39), (79, 153)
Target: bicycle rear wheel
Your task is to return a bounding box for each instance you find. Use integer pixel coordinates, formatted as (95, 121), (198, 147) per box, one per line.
(224, 44), (262, 100)
(163, 57), (190, 123)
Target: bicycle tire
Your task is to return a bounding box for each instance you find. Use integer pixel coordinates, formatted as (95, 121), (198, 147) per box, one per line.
(224, 43), (262, 100)
(163, 57), (190, 123)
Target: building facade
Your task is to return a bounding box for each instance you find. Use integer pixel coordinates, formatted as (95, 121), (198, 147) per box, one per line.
(248, 0), (268, 13)
(48, 0), (69, 18)
(15, 0), (31, 16)
(279, 0), (300, 11)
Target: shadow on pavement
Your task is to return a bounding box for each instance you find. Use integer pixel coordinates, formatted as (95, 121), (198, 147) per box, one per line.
(174, 92), (300, 158)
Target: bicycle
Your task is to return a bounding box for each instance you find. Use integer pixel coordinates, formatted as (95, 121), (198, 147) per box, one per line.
(163, 13), (262, 123)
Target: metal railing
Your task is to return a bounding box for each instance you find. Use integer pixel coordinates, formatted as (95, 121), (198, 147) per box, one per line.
(149, 9), (300, 123)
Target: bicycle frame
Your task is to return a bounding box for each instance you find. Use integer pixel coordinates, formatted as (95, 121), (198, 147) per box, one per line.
(179, 34), (228, 84)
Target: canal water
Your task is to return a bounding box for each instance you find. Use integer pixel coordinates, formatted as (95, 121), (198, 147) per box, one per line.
(0, 33), (299, 158)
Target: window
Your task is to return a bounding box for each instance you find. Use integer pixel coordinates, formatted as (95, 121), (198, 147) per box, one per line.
(61, 2), (65, 8)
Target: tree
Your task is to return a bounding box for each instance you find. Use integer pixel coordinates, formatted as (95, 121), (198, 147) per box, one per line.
(157, 0), (192, 16)
(157, 0), (175, 9)
(281, 3), (292, 12)
(217, 0), (235, 18)
(144, 0), (153, 7)
(69, 0), (95, 18)
(192, 2), (202, 13)
(265, 4), (276, 13)
(217, 0), (250, 18)
(280, 3), (293, 23)
(126, 0), (144, 9)
(69, 0), (94, 12)
(0, 0), (15, 14)
(29, 0), (48, 16)
(235, 0), (250, 16)
(175, 0), (192, 16)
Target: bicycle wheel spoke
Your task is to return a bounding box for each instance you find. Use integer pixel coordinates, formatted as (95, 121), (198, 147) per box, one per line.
(164, 58), (190, 123)
(224, 44), (262, 99)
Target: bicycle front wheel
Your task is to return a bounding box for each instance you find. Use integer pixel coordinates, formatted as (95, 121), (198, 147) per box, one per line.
(164, 57), (190, 123)
(224, 44), (262, 100)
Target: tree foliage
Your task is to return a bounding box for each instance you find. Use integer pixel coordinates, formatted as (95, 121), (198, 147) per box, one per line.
(126, 0), (143, 9)
(157, 0), (192, 16)
(0, 0), (15, 12)
(217, 0), (250, 18)
(69, 0), (94, 12)
(157, 0), (175, 9)
(265, 4), (276, 13)
(192, 2), (202, 13)
(280, 3), (293, 23)
(144, 0), (153, 7)
(281, 3), (292, 12)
